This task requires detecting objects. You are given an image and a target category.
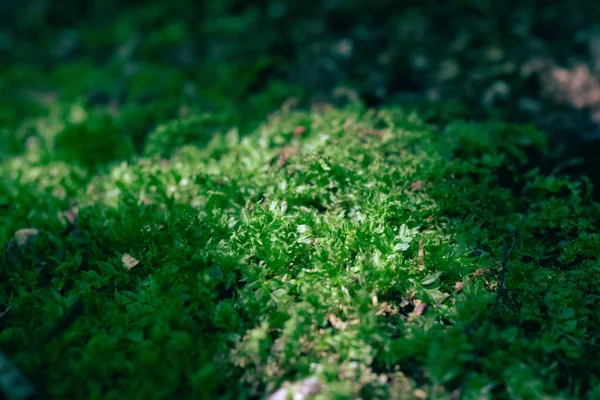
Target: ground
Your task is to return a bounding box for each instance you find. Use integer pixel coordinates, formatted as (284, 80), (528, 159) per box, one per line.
(1, 1), (600, 399)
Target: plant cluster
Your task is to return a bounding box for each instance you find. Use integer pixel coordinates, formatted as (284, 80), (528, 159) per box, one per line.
(2, 105), (600, 399)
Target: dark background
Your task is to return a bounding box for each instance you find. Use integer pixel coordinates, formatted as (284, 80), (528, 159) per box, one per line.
(2, 0), (600, 191)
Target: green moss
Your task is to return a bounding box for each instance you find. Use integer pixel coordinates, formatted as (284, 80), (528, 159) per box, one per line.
(53, 110), (135, 168)
(143, 113), (235, 158)
(2, 105), (600, 399)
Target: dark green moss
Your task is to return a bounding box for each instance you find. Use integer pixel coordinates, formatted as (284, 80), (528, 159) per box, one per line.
(2, 106), (600, 398)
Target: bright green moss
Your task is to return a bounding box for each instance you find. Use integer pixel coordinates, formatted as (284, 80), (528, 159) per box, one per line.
(1, 105), (600, 399)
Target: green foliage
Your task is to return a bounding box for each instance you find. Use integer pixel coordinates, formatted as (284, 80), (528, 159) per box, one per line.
(143, 113), (234, 158)
(2, 105), (600, 399)
(2, 1), (600, 398)
(53, 109), (135, 168)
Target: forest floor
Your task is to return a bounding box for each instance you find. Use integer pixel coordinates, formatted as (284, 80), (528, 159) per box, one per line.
(2, 1), (600, 399)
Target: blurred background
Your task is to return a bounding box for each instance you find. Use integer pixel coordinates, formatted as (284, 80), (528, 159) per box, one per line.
(2, 0), (600, 185)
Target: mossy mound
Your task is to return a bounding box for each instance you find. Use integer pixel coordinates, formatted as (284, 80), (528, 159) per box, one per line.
(1, 106), (600, 399)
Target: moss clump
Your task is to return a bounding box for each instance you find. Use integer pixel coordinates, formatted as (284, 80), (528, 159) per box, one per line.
(1, 106), (600, 399)
(143, 113), (235, 159)
(53, 109), (135, 168)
